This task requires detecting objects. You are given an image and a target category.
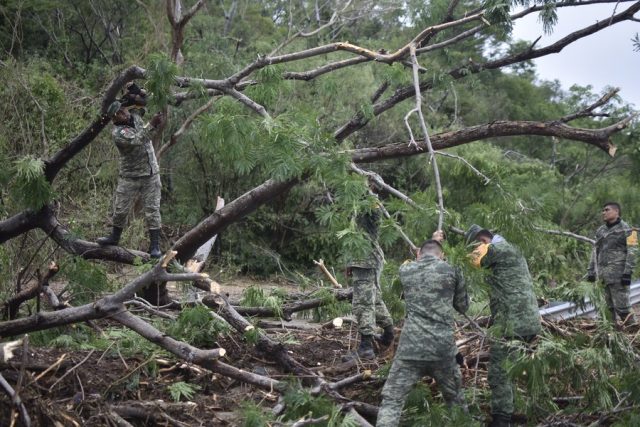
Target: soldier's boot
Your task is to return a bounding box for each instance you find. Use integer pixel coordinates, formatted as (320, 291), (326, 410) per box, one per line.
(148, 229), (162, 259)
(488, 413), (512, 427)
(357, 335), (375, 359)
(97, 227), (123, 246)
(374, 325), (394, 347)
(342, 335), (375, 361)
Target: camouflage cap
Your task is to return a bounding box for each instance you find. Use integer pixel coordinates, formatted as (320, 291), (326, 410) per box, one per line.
(464, 224), (484, 244)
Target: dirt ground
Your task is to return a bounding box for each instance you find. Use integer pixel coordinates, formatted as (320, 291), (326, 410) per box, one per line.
(0, 320), (391, 426)
(2, 276), (636, 426)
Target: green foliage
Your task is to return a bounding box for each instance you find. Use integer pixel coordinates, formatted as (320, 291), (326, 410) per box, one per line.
(243, 327), (262, 344)
(305, 287), (352, 322)
(146, 53), (178, 110)
(241, 285), (289, 318)
(168, 381), (202, 402)
(60, 257), (111, 305)
(240, 401), (274, 427)
(11, 156), (53, 209)
(280, 387), (358, 427)
(167, 305), (229, 347)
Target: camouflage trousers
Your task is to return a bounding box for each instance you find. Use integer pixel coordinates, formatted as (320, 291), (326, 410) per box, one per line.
(112, 174), (161, 230)
(377, 358), (465, 427)
(350, 266), (393, 337)
(604, 282), (637, 324)
(489, 335), (535, 417)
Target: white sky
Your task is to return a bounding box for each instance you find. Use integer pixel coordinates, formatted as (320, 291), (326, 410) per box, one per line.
(511, 3), (640, 107)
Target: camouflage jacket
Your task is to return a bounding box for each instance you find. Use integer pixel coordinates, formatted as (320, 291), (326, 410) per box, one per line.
(476, 239), (541, 338)
(346, 204), (384, 269)
(112, 113), (159, 178)
(395, 254), (468, 361)
(588, 219), (638, 284)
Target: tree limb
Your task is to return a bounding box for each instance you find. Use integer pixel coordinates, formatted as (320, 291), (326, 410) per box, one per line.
(350, 117), (633, 163)
(408, 43), (445, 230)
(532, 226), (595, 244)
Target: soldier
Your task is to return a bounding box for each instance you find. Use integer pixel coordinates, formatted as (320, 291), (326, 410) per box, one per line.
(587, 201), (638, 325)
(97, 86), (164, 259)
(376, 239), (468, 427)
(466, 225), (541, 427)
(345, 195), (394, 360)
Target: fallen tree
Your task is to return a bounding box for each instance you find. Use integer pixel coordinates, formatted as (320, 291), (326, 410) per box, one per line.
(1, 0), (639, 424)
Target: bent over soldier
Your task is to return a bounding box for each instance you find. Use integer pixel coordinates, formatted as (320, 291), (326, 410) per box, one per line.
(587, 201), (638, 325)
(466, 225), (541, 427)
(376, 239), (468, 427)
(345, 195), (394, 360)
(97, 94), (163, 259)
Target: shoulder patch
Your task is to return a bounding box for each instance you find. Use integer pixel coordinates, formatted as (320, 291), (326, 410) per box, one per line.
(627, 230), (638, 246)
(118, 127), (136, 139)
(469, 243), (489, 268)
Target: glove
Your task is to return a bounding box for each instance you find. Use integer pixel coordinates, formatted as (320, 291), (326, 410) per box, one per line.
(621, 274), (631, 286)
(455, 352), (465, 368)
(587, 274), (596, 283)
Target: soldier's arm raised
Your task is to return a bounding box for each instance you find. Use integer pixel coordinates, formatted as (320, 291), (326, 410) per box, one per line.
(453, 268), (469, 315)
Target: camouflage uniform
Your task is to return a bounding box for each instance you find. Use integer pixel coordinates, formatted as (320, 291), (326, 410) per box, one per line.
(588, 218), (638, 322)
(347, 207), (393, 337)
(376, 254), (468, 427)
(111, 113), (161, 230)
(473, 235), (541, 419)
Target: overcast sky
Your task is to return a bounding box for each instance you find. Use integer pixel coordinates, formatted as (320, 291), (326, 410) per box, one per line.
(511, 3), (640, 107)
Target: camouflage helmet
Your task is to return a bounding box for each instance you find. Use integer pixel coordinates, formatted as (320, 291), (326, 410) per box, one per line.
(464, 224), (484, 244)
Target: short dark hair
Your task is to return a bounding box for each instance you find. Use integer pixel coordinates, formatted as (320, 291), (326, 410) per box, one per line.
(603, 201), (621, 215)
(419, 239), (443, 255)
(477, 229), (493, 240)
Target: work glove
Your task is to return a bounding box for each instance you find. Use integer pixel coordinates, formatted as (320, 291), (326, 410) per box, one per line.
(587, 274), (596, 283)
(621, 274), (632, 287)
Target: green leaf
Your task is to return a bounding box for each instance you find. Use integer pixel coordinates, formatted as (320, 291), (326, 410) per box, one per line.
(168, 381), (201, 402)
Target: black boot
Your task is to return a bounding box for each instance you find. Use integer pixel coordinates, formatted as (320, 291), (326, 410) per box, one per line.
(342, 335), (375, 361)
(358, 335), (375, 359)
(488, 413), (512, 427)
(148, 229), (162, 258)
(97, 227), (122, 246)
(375, 325), (395, 347)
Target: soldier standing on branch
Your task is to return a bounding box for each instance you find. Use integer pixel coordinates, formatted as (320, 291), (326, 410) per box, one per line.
(97, 83), (164, 259)
(344, 190), (394, 360)
(376, 239), (468, 427)
(465, 225), (541, 427)
(587, 201), (638, 326)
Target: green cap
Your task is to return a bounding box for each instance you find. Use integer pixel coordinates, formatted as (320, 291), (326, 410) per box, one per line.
(465, 224), (483, 244)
